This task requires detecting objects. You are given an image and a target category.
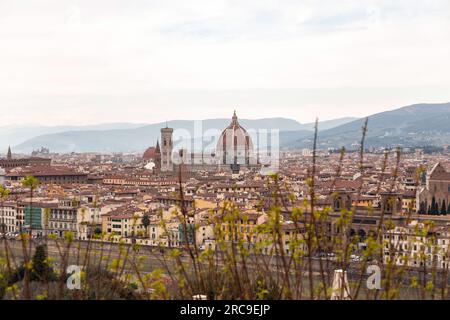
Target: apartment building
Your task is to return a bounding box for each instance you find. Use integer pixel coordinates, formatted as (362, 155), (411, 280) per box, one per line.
(383, 223), (449, 269)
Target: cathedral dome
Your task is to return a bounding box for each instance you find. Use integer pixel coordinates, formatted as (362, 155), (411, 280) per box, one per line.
(142, 147), (156, 160)
(216, 111), (254, 165)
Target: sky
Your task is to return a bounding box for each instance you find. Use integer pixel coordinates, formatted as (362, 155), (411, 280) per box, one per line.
(1, 0), (450, 126)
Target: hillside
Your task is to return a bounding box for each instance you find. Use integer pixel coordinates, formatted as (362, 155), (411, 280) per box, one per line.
(13, 117), (356, 153)
(285, 103), (450, 149)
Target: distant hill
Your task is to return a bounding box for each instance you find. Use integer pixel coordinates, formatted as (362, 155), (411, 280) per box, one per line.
(297, 117), (358, 131)
(9, 103), (450, 153)
(12, 117), (356, 153)
(0, 123), (148, 151)
(284, 103), (450, 150)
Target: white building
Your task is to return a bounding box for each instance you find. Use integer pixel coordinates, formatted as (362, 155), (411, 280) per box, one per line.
(383, 223), (449, 269)
(0, 166), (5, 186)
(0, 202), (18, 233)
(301, 149), (313, 157)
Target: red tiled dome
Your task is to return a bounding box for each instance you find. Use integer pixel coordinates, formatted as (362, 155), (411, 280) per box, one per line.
(143, 147), (156, 160)
(216, 111), (254, 165)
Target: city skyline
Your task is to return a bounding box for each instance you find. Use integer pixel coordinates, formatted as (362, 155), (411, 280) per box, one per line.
(1, 0), (450, 306)
(1, 0), (450, 125)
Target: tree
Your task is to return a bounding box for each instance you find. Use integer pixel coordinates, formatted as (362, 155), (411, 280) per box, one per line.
(142, 214), (150, 238)
(0, 185), (10, 234)
(419, 201), (426, 214)
(441, 200), (447, 215)
(31, 244), (54, 282)
(0, 185), (13, 285)
(434, 202), (440, 215)
(22, 175), (39, 235)
(21, 175), (39, 300)
(430, 197), (438, 215)
(43, 207), (50, 236)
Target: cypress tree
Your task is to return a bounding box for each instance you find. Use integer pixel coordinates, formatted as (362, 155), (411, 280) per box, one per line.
(431, 197), (438, 215)
(441, 200), (447, 215)
(419, 201), (425, 214)
(434, 202), (439, 215)
(32, 245), (54, 282)
(141, 214), (150, 237)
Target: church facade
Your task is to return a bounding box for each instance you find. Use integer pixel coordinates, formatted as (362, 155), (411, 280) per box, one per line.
(417, 163), (450, 215)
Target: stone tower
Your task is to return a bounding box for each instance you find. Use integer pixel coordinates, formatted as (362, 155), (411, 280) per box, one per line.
(161, 126), (174, 172)
(7, 146), (12, 160)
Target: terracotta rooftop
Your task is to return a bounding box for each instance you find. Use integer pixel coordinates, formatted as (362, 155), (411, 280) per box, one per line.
(142, 147), (156, 160)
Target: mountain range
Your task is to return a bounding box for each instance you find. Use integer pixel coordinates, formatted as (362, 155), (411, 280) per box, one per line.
(3, 102), (450, 154)
(287, 103), (450, 150)
(8, 117), (356, 153)
(0, 123), (147, 151)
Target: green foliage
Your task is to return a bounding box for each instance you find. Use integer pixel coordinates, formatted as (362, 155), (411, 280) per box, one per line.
(1, 130), (448, 301)
(22, 175), (40, 190)
(31, 245), (56, 282)
(142, 214), (150, 228)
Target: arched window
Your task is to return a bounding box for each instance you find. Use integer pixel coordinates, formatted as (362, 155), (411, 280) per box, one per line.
(334, 199), (341, 210)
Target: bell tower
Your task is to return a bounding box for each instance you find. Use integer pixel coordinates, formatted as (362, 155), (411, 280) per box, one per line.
(161, 126), (173, 172)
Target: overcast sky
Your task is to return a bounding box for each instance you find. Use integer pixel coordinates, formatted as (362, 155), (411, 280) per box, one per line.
(1, 0), (450, 126)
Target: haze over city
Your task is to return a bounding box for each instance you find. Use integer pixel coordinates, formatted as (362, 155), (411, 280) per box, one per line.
(1, 0), (450, 125)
